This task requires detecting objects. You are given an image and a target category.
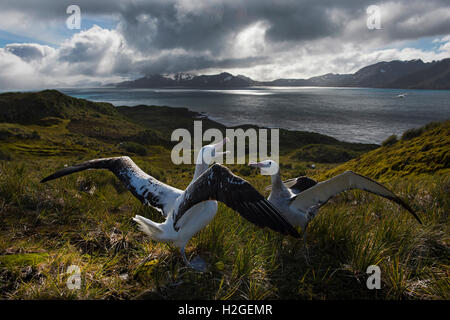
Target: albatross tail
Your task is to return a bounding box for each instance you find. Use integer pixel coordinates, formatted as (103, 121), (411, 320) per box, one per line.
(133, 215), (163, 238)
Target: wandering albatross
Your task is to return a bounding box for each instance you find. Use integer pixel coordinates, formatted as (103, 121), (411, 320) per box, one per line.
(248, 160), (422, 235)
(41, 147), (300, 271)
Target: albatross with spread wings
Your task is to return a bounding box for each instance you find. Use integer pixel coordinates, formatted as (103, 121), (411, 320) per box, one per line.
(249, 160), (422, 234)
(41, 151), (299, 271)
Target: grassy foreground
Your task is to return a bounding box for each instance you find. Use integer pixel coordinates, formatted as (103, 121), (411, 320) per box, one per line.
(0, 90), (448, 299)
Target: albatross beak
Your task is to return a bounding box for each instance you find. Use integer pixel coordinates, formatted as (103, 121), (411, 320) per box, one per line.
(248, 161), (276, 175)
(207, 137), (230, 163)
(212, 137), (229, 151)
(248, 162), (264, 168)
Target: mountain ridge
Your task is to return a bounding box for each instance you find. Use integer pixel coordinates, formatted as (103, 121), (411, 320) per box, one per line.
(114, 58), (450, 90)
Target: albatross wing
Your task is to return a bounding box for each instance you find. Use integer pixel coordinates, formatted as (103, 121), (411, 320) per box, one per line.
(174, 164), (301, 238)
(288, 170), (422, 224)
(41, 156), (182, 215)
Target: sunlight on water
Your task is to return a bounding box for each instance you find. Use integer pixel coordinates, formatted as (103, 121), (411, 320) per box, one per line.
(60, 87), (450, 144)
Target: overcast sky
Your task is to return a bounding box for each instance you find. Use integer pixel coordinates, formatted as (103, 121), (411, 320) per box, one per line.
(0, 0), (449, 89)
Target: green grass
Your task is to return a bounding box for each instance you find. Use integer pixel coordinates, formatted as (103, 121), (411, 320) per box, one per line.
(0, 90), (448, 300)
(289, 144), (360, 163)
(0, 166), (450, 299)
(0, 146), (448, 300)
(322, 120), (450, 181)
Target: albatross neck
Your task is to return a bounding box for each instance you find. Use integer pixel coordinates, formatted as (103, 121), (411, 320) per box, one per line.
(193, 161), (209, 180)
(193, 148), (210, 181)
(270, 167), (287, 192)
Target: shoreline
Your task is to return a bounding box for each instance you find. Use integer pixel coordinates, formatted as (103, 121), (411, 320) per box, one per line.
(6, 87), (450, 145)
(56, 87), (450, 145)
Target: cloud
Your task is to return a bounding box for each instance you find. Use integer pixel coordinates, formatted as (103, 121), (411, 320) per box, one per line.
(5, 43), (56, 62)
(57, 25), (134, 76)
(0, 24), (271, 89)
(0, 49), (40, 89)
(0, 0), (449, 88)
(0, 26), (129, 90)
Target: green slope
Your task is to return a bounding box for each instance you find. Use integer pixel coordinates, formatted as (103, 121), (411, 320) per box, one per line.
(0, 89), (118, 124)
(322, 120), (450, 181)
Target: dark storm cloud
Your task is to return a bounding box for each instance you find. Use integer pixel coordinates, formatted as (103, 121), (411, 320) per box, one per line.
(386, 6), (450, 40)
(115, 0), (360, 53)
(0, 0), (449, 80)
(135, 54), (269, 75)
(117, 2), (237, 53)
(2, 0), (449, 47)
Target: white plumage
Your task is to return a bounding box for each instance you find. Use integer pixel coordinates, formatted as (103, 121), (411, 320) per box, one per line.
(249, 160), (422, 232)
(41, 139), (300, 271)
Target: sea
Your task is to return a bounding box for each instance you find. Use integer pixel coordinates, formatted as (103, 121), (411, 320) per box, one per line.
(59, 86), (450, 144)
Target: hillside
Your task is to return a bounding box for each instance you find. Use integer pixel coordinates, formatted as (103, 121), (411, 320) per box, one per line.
(322, 121), (450, 181)
(264, 59), (450, 89)
(387, 59), (450, 90)
(0, 90), (118, 124)
(0, 90), (172, 159)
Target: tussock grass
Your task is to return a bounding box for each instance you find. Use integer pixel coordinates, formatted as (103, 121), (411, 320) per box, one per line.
(0, 157), (448, 299)
(322, 120), (450, 181)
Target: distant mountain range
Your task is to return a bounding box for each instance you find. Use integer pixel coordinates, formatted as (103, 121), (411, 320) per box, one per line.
(115, 72), (254, 88)
(114, 58), (450, 90)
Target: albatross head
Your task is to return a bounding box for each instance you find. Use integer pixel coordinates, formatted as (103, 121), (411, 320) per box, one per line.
(199, 137), (230, 165)
(193, 137), (230, 180)
(248, 160), (279, 176)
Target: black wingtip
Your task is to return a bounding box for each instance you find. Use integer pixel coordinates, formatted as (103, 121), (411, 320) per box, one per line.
(411, 209), (423, 225)
(40, 174), (56, 183)
(400, 200), (422, 225)
(391, 196), (422, 225)
(412, 212), (423, 225)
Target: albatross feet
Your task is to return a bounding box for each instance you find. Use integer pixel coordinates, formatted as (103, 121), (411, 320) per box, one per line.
(189, 256), (208, 272)
(181, 248), (208, 272)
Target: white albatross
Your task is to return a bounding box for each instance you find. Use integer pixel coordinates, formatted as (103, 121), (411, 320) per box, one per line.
(40, 145), (300, 271)
(248, 160), (422, 235)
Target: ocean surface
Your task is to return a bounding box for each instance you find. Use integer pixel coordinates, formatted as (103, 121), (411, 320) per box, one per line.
(59, 87), (450, 144)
